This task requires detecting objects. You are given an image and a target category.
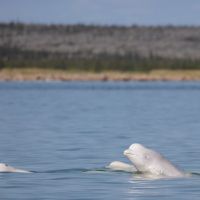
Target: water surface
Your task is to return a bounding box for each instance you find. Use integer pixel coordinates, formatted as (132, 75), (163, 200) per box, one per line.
(0, 81), (200, 199)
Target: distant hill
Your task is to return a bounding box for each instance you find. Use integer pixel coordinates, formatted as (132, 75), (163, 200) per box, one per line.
(1, 22), (200, 71)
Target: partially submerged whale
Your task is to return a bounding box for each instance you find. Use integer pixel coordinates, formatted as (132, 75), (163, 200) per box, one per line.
(0, 163), (31, 173)
(107, 161), (136, 172)
(108, 143), (186, 178)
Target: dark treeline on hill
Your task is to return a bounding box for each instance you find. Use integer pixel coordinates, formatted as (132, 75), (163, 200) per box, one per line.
(1, 22), (200, 71)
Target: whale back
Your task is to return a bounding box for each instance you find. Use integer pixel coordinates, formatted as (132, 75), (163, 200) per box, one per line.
(107, 161), (136, 172)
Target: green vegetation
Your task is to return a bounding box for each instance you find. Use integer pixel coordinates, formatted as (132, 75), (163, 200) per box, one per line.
(1, 22), (200, 72)
(1, 47), (200, 72)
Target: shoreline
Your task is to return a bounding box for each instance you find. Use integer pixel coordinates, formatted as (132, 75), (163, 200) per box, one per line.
(1, 68), (200, 81)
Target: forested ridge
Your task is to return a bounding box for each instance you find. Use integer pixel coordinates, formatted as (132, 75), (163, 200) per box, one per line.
(1, 22), (200, 71)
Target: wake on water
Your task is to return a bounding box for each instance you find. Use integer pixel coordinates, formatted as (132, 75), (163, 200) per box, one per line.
(1, 166), (200, 181)
(37, 167), (200, 179)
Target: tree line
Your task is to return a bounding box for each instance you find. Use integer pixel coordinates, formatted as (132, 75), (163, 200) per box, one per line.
(0, 22), (200, 71)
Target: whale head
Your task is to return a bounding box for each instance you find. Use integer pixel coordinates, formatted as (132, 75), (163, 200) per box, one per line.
(0, 163), (31, 173)
(123, 143), (185, 177)
(124, 143), (159, 172)
(0, 163), (9, 171)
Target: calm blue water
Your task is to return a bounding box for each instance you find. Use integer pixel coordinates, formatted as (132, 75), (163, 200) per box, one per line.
(0, 81), (200, 200)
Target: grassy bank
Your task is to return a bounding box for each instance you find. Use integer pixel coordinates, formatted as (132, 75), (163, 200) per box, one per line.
(1, 68), (200, 81)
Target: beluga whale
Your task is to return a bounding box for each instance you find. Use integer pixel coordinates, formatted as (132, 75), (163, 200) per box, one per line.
(107, 161), (136, 172)
(108, 143), (186, 178)
(0, 163), (31, 173)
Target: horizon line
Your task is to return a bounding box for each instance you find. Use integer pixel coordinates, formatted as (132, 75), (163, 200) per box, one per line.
(1, 20), (200, 28)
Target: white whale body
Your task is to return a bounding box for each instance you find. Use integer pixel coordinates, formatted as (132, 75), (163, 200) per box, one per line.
(107, 161), (136, 172)
(123, 143), (185, 178)
(0, 163), (31, 173)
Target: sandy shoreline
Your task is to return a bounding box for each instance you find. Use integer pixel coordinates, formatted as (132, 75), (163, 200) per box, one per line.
(1, 69), (200, 81)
